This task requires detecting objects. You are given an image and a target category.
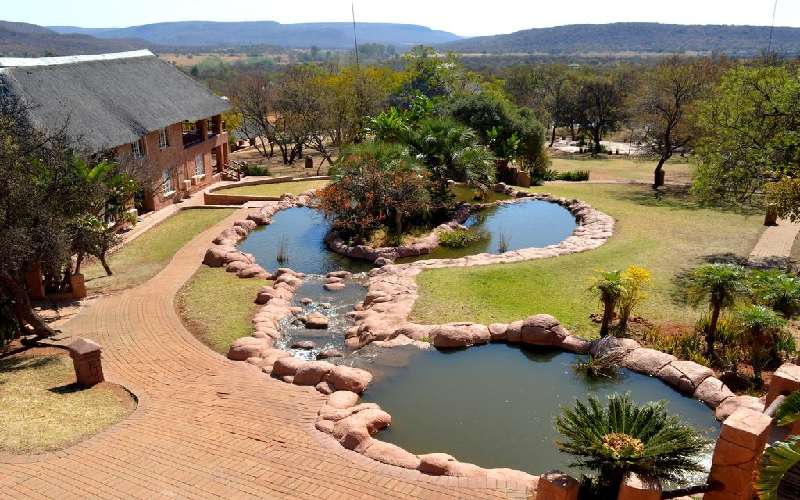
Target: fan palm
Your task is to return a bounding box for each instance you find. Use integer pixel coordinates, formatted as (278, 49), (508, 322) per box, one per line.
(757, 436), (800, 500)
(555, 393), (710, 495)
(734, 305), (789, 389)
(589, 270), (625, 337)
(687, 263), (748, 359)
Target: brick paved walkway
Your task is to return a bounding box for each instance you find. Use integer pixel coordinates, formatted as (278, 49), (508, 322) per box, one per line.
(0, 208), (530, 499)
(750, 218), (800, 261)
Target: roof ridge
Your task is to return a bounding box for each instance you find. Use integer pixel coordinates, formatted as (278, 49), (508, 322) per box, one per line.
(0, 50), (154, 68)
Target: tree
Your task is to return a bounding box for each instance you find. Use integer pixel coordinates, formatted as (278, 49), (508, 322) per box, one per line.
(577, 72), (630, 155)
(687, 263), (748, 359)
(318, 142), (430, 237)
(617, 266), (652, 334)
(555, 393), (709, 496)
(693, 65), (800, 213)
(734, 305), (792, 389)
(635, 57), (715, 188)
(589, 270), (625, 337)
(228, 73), (278, 159)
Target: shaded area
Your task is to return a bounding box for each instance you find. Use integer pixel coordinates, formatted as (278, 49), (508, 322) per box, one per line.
(360, 343), (719, 479)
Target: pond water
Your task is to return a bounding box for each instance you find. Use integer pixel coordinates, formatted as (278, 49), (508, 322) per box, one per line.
(358, 343), (719, 479)
(399, 200), (577, 262)
(238, 207), (373, 276)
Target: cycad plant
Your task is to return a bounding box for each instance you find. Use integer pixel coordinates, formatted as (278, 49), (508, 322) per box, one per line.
(749, 269), (800, 319)
(590, 270), (625, 337)
(734, 305), (790, 389)
(555, 393), (710, 496)
(774, 391), (800, 428)
(687, 263), (748, 359)
(757, 436), (800, 500)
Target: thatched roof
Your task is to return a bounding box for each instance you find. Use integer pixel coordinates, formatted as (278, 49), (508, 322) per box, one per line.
(0, 50), (229, 151)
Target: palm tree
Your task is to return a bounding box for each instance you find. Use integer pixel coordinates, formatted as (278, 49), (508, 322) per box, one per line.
(749, 269), (800, 319)
(687, 263), (748, 359)
(555, 393), (710, 496)
(757, 436), (800, 500)
(590, 270), (625, 337)
(734, 305), (789, 389)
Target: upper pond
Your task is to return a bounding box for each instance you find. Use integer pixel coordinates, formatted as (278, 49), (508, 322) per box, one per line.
(358, 343), (720, 479)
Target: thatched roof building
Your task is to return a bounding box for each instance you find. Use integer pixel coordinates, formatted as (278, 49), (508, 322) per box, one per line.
(0, 50), (229, 151)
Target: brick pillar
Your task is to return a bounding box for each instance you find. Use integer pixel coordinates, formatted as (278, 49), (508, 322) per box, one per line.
(766, 363), (800, 407)
(25, 262), (46, 300)
(212, 114), (223, 135)
(70, 273), (87, 299)
(617, 474), (661, 500)
(705, 407), (772, 500)
(197, 119), (209, 140)
(537, 471), (579, 500)
(67, 338), (104, 387)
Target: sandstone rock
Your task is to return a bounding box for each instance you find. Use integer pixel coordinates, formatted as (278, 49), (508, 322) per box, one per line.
(332, 408), (391, 451)
(325, 365), (373, 394)
(227, 337), (272, 361)
(234, 219), (257, 231)
(281, 375), (294, 384)
(327, 271), (352, 280)
(247, 212), (270, 226)
(374, 257), (392, 267)
(237, 264), (268, 279)
(418, 453), (458, 476)
(506, 320), (524, 343)
(715, 395), (765, 421)
(559, 335), (591, 354)
(291, 340), (315, 350)
(521, 314), (568, 346)
(315, 381), (334, 395)
(300, 297), (313, 305)
(225, 260), (248, 273)
(302, 312), (329, 330)
(315, 418), (334, 434)
(622, 348), (676, 376)
(272, 356), (307, 377)
(255, 292), (273, 305)
(485, 468), (539, 488)
(203, 246), (228, 267)
(362, 440), (420, 469)
(320, 302), (332, 309)
(328, 391), (359, 409)
(318, 403), (380, 422)
(324, 282), (346, 291)
(488, 323), (508, 341)
(325, 276), (345, 284)
(430, 323), (491, 348)
(590, 336), (641, 358)
(293, 361), (335, 386)
(657, 360), (714, 394)
(394, 324), (434, 342)
(694, 377), (735, 409)
(317, 349), (344, 360)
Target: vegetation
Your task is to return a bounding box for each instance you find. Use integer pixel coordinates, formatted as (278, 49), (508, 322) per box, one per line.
(733, 305), (792, 389)
(573, 351), (624, 379)
(589, 271), (625, 337)
(217, 179), (330, 197)
(0, 352), (134, 454)
(550, 157), (694, 184)
(749, 269), (800, 318)
(555, 393), (709, 496)
(757, 436), (800, 500)
(774, 392), (800, 428)
(85, 209), (235, 293)
(177, 267), (266, 354)
(439, 228), (489, 249)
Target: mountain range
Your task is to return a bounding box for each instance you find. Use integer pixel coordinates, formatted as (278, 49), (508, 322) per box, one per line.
(49, 21), (461, 50)
(0, 21), (142, 57)
(441, 22), (800, 56)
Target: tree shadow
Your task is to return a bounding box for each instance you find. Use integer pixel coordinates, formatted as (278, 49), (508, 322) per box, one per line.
(612, 185), (761, 216)
(0, 355), (60, 372)
(48, 382), (88, 395)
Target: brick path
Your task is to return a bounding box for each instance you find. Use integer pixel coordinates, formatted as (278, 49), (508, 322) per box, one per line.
(0, 208), (529, 499)
(750, 218), (800, 261)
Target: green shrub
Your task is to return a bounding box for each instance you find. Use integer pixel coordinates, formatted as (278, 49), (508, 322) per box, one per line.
(242, 164), (270, 177)
(438, 228), (488, 248)
(556, 170), (590, 182)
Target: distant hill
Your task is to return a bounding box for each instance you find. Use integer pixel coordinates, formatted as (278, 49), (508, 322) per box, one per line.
(50, 21), (461, 49)
(441, 23), (800, 57)
(0, 21), (145, 57)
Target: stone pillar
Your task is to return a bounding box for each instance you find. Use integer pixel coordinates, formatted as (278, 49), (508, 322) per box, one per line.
(197, 119), (209, 141)
(766, 363), (800, 408)
(305, 156), (313, 169)
(617, 473), (661, 500)
(25, 262), (46, 300)
(68, 338), (104, 387)
(70, 273), (87, 299)
(212, 114), (223, 135)
(764, 204), (778, 226)
(705, 407), (772, 500)
(537, 471), (579, 500)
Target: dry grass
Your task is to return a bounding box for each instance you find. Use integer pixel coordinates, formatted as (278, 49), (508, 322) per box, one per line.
(177, 267), (267, 354)
(0, 351), (134, 454)
(550, 157), (695, 184)
(218, 179), (330, 198)
(84, 208), (235, 294)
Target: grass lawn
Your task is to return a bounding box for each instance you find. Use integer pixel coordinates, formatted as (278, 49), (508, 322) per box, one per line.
(217, 179), (330, 197)
(551, 157), (695, 184)
(177, 266), (266, 354)
(0, 351), (134, 454)
(411, 184), (764, 338)
(84, 208), (235, 294)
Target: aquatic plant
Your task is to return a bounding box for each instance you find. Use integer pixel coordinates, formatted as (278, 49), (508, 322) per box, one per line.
(497, 231), (511, 253)
(438, 228), (489, 248)
(276, 235), (289, 264)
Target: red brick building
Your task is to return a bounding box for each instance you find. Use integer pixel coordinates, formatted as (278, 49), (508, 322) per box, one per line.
(0, 50), (230, 212)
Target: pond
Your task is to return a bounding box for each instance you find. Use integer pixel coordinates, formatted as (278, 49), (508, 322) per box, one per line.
(358, 343), (719, 479)
(238, 207), (373, 276)
(400, 199), (577, 262)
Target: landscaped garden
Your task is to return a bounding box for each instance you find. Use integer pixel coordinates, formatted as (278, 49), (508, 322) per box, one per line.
(549, 156), (695, 184)
(215, 178), (330, 198)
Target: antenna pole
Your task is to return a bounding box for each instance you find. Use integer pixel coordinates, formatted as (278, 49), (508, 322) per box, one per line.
(352, 1), (360, 69)
(768, 0), (779, 53)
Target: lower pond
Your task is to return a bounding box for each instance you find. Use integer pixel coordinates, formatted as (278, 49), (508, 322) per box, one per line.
(358, 343), (719, 479)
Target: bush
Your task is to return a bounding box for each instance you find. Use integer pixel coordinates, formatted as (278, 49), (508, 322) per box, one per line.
(438, 228), (488, 248)
(556, 170), (590, 182)
(241, 164), (271, 177)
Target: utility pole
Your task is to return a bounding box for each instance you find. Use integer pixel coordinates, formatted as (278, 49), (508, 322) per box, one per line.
(352, 1), (360, 69)
(768, 0), (779, 53)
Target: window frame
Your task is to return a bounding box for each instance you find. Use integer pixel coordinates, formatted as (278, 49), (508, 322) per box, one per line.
(131, 138), (146, 159)
(162, 168), (174, 195)
(158, 128), (170, 149)
(194, 154), (205, 176)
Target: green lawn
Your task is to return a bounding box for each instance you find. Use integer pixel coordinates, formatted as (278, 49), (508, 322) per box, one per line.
(411, 184), (764, 338)
(217, 179), (330, 197)
(84, 208), (235, 293)
(176, 266), (266, 354)
(551, 157), (695, 185)
(0, 352), (134, 454)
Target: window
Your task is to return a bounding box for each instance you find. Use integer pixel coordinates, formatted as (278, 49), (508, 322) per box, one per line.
(162, 168), (174, 194)
(194, 154), (205, 176)
(131, 138), (145, 159)
(158, 128), (170, 149)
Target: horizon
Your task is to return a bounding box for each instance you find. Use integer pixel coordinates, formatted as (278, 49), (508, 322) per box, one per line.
(5, 0), (800, 37)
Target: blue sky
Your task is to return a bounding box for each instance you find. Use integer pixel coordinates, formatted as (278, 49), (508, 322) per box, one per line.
(6, 0), (800, 36)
